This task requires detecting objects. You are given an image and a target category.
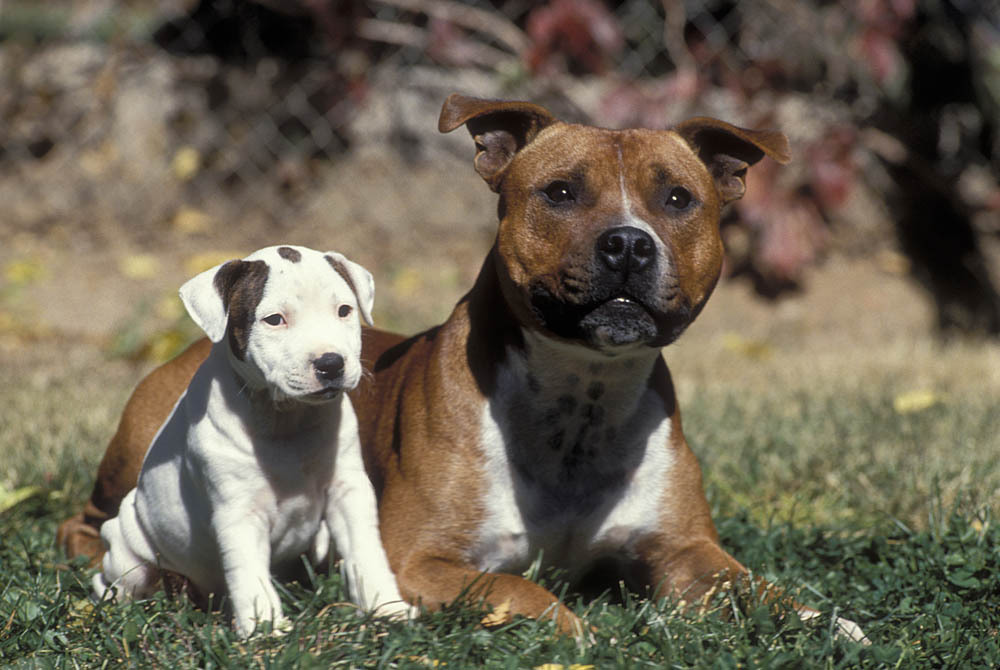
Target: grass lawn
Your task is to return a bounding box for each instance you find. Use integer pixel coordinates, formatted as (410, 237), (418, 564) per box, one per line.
(2, 332), (998, 669)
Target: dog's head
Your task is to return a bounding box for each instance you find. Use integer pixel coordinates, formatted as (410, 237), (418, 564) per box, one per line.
(179, 245), (374, 404)
(439, 94), (789, 353)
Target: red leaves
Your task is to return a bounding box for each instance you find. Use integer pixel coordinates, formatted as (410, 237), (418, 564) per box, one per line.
(525, 0), (624, 75)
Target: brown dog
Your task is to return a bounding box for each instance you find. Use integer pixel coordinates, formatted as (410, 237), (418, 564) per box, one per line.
(59, 94), (865, 641)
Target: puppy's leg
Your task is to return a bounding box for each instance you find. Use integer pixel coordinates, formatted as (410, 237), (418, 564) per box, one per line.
(310, 522), (330, 566)
(326, 425), (413, 620)
(214, 514), (285, 638)
(59, 337), (212, 563)
(93, 491), (157, 601)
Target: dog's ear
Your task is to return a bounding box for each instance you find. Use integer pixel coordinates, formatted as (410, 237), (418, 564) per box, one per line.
(673, 118), (791, 204)
(439, 93), (557, 191)
(325, 252), (375, 326)
(179, 259), (251, 343)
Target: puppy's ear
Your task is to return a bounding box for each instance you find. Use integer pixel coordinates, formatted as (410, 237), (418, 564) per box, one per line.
(438, 93), (557, 191)
(179, 259), (264, 343)
(325, 252), (375, 327)
(673, 118), (791, 204)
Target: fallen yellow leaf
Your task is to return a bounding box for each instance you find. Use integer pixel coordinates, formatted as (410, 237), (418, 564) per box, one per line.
(171, 146), (201, 181)
(721, 332), (773, 360)
(155, 294), (185, 321)
(4, 257), (46, 285)
(79, 141), (118, 177)
(147, 330), (188, 363)
(534, 665), (594, 670)
(0, 485), (42, 513)
(183, 251), (245, 277)
(63, 598), (96, 630)
(876, 249), (910, 275)
(171, 206), (213, 235)
(893, 389), (941, 414)
(391, 267), (423, 298)
(480, 598), (512, 627)
(119, 254), (159, 280)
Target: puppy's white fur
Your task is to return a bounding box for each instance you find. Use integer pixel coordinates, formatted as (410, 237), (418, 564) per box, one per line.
(94, 245), (411, 637)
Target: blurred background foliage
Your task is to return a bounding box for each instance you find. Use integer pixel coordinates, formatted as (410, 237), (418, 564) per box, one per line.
(0, 0), (998, 362)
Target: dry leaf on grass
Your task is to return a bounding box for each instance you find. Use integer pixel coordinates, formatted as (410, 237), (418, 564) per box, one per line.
(4, 257), (46, 285)
(171, 146), (201, 181)
(479, 598), (512, 627)
(721, 332), (774, 360)
(893, 389), (941, 414)
(0, 485), (42, 513)
(118, 254), (159, 280)
(184, 251), (247, 276)
(171, 206), (213, 235)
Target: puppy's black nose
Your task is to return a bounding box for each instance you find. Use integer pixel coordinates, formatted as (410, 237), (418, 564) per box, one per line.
(596, 226), (655, 274)
(313, 352), (345, 382)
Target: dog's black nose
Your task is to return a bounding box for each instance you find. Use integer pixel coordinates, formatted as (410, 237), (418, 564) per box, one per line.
(313, 353), (345, 382)
(596, 226), (655, 274)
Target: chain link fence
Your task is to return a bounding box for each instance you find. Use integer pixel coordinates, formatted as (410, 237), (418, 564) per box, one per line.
(1, 0), (998, 332)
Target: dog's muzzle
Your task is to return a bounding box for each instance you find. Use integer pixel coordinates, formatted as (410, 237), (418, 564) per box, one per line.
(530, 226), (692, 349)
(310, 352), (347, 398)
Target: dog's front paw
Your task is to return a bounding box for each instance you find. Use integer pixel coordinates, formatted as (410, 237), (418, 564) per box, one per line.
(236, 613), (292, 639)
(232, 589), (286, 639)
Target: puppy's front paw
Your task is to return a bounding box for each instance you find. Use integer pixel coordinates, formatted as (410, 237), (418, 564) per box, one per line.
(372, 599), (419, 622)
(237, 613), (292, 639)
(232, 594), (286, 639)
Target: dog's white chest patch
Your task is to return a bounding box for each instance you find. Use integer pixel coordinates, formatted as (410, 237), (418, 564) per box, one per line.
(470, 333), (674, 580)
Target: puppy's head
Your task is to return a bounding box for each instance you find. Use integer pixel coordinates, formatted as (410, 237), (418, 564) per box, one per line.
(439, 94), (790, 353)
(179, 245), (374, 404)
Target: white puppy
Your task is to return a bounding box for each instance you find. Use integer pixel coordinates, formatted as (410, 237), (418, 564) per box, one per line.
(94, 245), (412, 637)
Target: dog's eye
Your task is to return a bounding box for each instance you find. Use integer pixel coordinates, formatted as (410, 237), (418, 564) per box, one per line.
(262, 313), (285, 326)
(666, 186), (693, 210)
(337, 304), (353, 318)
(541, 181), (576, 205)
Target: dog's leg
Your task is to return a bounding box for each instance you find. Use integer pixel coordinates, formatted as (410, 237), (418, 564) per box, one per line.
(58, 338), (212, 563)
(310, 522), (330, 566)
(214, 515), (286, 637)
(92, 491), (157, 601)
(326, 402), (413, 620)
(395, 554), (585, 638)
(649, 539), (869, 643)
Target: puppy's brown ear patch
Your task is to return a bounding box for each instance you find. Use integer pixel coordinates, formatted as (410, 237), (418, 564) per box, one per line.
(673, 118), (790, 204)
(439, 93), (558, 191)
(213, 260), (269, 361)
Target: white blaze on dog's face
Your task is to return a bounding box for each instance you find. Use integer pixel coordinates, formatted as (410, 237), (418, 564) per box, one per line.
(179, 245), (374, 404)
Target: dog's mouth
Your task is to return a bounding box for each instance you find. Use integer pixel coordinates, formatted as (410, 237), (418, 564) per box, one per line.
(530, 286), (691, 349)
(269, 385), (344, 407)
(307, 387), (343, 400)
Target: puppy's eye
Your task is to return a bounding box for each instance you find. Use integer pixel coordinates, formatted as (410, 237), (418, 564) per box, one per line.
(337, 304), (353, 318)
(262, 314), (285, 326)
(666, 186), (693, 210)
(541, 181), (576, 205)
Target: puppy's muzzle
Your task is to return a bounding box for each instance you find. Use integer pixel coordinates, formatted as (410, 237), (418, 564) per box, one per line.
(313, 352), (345, 387)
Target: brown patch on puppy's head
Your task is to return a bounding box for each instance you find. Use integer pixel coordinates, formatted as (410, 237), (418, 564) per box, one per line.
(277, 246), (302, 263)
(212, 260), (270, 360)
